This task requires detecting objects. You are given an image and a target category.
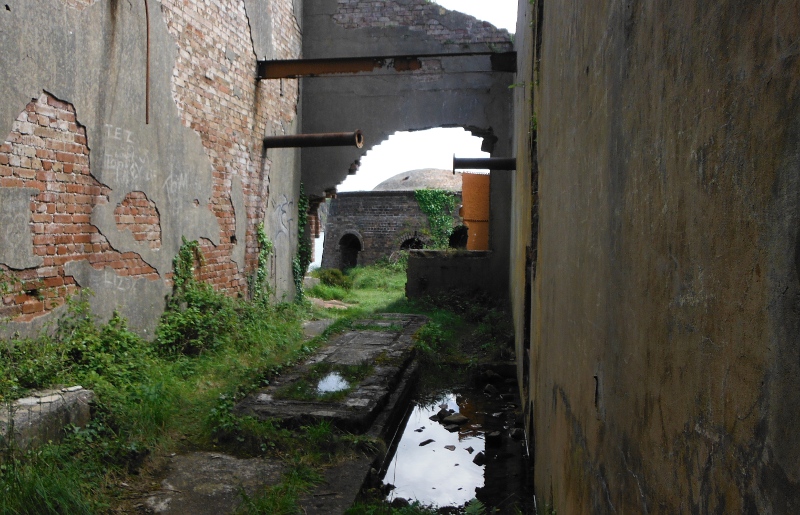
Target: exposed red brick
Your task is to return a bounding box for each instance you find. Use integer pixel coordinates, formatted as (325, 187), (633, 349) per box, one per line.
(0, 93), (159, 321)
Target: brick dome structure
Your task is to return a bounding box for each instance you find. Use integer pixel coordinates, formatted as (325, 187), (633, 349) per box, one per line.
(372, 168), (462, 192)
(321, 169), (462, 270)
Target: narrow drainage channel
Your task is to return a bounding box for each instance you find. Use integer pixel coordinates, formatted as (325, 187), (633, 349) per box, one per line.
(378, 383), (534, 512)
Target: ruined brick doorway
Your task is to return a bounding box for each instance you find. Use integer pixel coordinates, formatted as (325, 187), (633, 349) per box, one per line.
(339, 233), (362, 269)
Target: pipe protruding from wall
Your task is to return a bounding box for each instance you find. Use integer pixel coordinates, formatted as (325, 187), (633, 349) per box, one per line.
(453, 156), (517, 173)
(263, 130), (364, 149)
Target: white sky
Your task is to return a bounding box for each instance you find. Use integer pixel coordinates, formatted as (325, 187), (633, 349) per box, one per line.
(337, 128), (488, 192)
(434, 0), (518, 32)
(337, 1), (518, 193)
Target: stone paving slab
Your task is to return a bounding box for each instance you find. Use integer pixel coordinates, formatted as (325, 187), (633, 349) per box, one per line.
(144, 452), (284, 514)
(298, 455), (374, 515)
(236, 313), (426, 433)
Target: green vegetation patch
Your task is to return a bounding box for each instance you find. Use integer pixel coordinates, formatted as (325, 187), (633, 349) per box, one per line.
(414, 189), (458, 249)
(315, 268), (354, 290)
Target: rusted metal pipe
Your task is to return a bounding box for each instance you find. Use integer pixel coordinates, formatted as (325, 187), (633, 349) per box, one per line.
(144, 0), (150, 124)
(453, 157), (517, 171)
(263, 130), (364, 149)
(257, 51), (516, 79)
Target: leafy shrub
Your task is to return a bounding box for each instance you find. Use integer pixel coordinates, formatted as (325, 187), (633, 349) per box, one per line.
(156, 239), (237, 355)
(315, 268), (353, 290)
(0, 293), (151, 401)
(156, 283), (237, 355)
(374, 250), (409, 272)
(413, 321), (447, 356)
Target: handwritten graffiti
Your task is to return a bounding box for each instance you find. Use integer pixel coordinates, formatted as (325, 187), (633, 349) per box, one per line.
(101, 267), (134, 292)
(102, 125), (155, 190)
(163, 171), (189, 205)
(273, 194), (294, 243)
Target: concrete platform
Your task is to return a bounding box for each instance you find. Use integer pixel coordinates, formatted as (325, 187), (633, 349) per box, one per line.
(236, 313), (426, 433)
(0, 386), (93, 451)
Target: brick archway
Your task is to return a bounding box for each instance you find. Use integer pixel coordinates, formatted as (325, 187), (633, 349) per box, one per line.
(338, 231), (363, 270)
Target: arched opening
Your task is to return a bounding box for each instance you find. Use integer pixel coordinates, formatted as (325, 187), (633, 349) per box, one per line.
(400, 237), (424, 250)
(337, 128), (489, 192)
(338, 233), (362, 270)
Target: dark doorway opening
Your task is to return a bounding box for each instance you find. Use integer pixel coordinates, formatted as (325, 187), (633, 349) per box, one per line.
(400, 237), (424, 250)
(339, 233), (361, 270)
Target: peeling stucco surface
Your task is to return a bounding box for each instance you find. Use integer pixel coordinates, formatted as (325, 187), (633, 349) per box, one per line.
(1, 0), (220, 279)
(0, 188), (43, 269)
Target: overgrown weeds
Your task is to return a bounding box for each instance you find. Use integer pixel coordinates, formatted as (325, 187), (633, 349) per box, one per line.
(0, 239), (312, 511)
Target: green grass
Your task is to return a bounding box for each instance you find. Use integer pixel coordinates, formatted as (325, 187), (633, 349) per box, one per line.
(307, 282), (349, 300)
(345, 501), (440, 515)
(0, 286), (315, 511)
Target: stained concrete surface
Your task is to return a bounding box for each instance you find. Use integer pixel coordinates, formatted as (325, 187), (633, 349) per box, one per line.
(302, 318), (335, 339)
(518, 0), (800, 511)
(144, 452), (285, 514)
(299, 455), (375, 515)
(0, 386), (94, 451)
(237, 313), (426, 433)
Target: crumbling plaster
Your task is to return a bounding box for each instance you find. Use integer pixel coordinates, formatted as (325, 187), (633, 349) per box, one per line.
(1, 0), (221, 274)
(0, 0), (302, 334)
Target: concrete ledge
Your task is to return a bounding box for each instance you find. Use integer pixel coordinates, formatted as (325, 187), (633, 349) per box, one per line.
(0, 387), (94, 450)
(406, 249), (499, 298)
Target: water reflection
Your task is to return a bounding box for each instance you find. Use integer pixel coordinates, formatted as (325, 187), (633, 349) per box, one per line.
(383, 392), (485, 506)
(316, 372), (349, 394)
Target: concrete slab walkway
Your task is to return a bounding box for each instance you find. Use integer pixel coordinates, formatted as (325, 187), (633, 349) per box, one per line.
(140, 313), (426, 515)
(236, 313), (425, 433)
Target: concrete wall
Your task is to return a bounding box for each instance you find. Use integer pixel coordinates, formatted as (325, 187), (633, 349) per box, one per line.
(321, 190), (461, 269)
(300, 0), (514, 297)
(511, 0), (800, 511)
(0, 0), (302, 336)
(406, 250), (500, 299)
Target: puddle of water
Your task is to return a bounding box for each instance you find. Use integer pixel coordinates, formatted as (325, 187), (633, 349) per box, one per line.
(382, 392), (485, 507)
(316, 372), (350, 394)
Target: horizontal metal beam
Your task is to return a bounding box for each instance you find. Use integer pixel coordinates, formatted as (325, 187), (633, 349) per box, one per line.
(257, 51), (516, 79)
(264, 130), (364, 149)
(453, 157), (517, 171)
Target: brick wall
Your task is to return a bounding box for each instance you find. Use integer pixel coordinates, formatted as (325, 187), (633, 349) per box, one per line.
(333, 0), (511, 45)
(321, 191), (461, 269)
(0, 94), (159, 322)
(114, 191), (161, 250)
(160, 0), (301, 292)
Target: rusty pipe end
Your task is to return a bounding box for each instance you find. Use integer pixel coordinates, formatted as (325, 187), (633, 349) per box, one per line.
(354, 130), (364, 148)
